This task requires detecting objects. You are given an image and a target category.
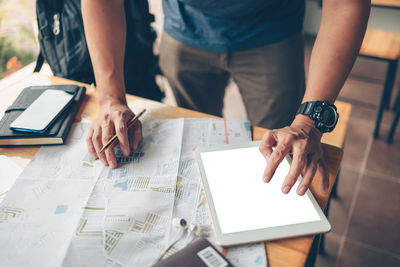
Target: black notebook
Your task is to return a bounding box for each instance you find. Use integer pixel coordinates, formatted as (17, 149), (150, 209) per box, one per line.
(0, 85), (86, 146)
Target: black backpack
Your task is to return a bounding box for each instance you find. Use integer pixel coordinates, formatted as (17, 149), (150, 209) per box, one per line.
(34, 0), (164, 101)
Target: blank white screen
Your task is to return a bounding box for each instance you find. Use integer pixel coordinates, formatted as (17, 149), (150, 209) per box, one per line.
(200, 146), (321, 234)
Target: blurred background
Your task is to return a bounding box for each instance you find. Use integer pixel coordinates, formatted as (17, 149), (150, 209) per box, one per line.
(0, 0), (399, 266)
(0, 0), (36, 78)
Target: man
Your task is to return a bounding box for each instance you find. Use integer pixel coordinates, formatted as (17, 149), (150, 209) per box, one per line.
(82, 0), (370, 196)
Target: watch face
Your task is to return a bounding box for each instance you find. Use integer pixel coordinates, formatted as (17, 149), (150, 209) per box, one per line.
(321, 106), (337, 129)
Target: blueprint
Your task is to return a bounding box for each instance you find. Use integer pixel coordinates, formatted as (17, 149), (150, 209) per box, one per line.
(62, 178), (109, 267)
(0, 118), (267, 267)
(96, 117), (267, 267)
(101, 119), (184, 266)
(0, 123), (103, 267)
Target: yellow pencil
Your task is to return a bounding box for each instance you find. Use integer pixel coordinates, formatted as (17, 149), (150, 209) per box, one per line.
(99, 108), (146, 153)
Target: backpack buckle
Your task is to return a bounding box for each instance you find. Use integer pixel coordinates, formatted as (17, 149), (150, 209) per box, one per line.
(53, 14), (61, 35)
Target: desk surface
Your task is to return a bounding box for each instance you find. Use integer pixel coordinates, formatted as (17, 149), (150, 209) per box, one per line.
(0, 74), (344, 267)
(372, 0), (400, 8)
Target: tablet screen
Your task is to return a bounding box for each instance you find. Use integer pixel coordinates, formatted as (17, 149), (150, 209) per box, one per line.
(200, 146), (321, 234)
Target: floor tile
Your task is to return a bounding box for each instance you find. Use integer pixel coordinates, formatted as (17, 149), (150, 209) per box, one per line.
(380, 119), (400, 142)
(365, 137), (400, 178)
(348, 103), (398, 130)
(339, 78), (383, 108)
(337, 239), (400, 267)
(350, 57), (388, 82)
(341, 122), (373, 170)
(346, 174), (400, 255)
(315, 233), (341, 267)
(328, 168), (359, 236)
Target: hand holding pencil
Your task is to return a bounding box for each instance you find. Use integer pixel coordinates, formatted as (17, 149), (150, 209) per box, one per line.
(99, 108), (146, 153)
(86, 102), (144, 169)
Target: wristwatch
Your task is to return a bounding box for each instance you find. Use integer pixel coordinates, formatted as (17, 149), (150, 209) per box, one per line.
(296, 101), (339, 133)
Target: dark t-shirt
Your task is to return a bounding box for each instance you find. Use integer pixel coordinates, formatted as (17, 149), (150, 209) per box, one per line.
(163, 0), (305, 52)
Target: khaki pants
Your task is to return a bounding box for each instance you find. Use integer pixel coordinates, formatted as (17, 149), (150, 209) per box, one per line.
(159, 32), (305, 129)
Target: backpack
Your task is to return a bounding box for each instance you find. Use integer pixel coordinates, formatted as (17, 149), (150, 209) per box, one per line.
(34, 0), (164, 101)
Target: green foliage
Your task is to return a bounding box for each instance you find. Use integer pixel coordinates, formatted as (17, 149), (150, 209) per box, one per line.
(0, 0), (37, 77)
(0, 36), (35, 75)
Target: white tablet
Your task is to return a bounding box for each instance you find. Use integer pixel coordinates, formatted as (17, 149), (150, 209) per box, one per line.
(195, 141), (331, 246)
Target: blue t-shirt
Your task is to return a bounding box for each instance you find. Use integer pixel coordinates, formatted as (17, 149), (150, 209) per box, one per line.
(163, 0), (305, 52)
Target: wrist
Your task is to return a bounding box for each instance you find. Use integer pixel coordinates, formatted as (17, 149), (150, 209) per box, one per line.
(97, 82), (127, 106)
(99, 96), (127, 109)
(293, 114), (314, 127)
(292, 115), (323, 139)
(98, 90), (127, 107)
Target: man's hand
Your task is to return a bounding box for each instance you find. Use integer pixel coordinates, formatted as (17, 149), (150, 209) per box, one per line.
(259, 115), (329, 196)
(86, 100), (142, 168)
(82, 0), (134, 169)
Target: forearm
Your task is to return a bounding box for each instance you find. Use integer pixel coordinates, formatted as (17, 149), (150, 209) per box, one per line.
(81, 0), (127, 105)
(303, 0), (370, 103)
(261, 1), (369, 194)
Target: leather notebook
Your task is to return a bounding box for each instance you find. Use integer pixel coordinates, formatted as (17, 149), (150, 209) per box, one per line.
(0, 85), (86, 146)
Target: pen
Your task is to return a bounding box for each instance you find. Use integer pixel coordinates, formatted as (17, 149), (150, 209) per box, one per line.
(99, 108), (146, 153)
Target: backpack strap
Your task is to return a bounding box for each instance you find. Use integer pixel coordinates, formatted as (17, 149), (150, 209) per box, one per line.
(33, 51), (45, 73)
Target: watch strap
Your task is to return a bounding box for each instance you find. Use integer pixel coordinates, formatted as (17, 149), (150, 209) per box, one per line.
(296, 102), (317, 117)
(296, 101), (339, 133)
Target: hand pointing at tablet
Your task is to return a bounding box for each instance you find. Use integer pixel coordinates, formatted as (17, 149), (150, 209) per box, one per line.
(258, 0), (370, 195)
(259, 115), (329, 196)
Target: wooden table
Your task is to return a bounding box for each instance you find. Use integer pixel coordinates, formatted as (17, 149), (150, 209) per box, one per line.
(372, 0), (400, 9)
(0, 74), (344, 267)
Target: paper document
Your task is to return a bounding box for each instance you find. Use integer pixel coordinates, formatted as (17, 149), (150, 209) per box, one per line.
(0, 123), (102, 267)
(0, 118), (267, 267)
(0, 156), (24, 200)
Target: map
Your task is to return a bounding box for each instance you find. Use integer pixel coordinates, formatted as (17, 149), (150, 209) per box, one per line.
(0, 117), (267, 267)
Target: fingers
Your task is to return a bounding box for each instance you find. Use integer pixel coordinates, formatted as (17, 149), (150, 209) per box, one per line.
(86, 127), (98, 160)
(282, 146), (306, 194)
(259, 130), (275, 159)
(260, 121), (329, 196)
(318, 158), (330, 194)
(131, 122), (142, 151)
(86, 101), (145, 168)
(91, 126), (108, 166)
(297, 157), (317, 196)
(101, 124), (117, 168)
(263, 140), (291, 183)
(114, 117), (130, 156)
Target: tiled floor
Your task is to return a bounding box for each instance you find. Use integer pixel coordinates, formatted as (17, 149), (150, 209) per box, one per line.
(160, 35), (400, 266)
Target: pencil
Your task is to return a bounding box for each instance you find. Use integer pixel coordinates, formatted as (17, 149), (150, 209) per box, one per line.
(99, 108), (146, 153)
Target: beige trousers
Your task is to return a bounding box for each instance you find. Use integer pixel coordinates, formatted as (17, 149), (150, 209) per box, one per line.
(159, 32), (305, 129)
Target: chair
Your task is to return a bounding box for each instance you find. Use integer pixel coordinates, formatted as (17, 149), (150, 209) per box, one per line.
(387, 88), (400, 142)
(358, 28), (400, 138)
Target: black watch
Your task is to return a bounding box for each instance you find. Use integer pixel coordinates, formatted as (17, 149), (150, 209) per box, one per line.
(296, 101), (339, 133)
